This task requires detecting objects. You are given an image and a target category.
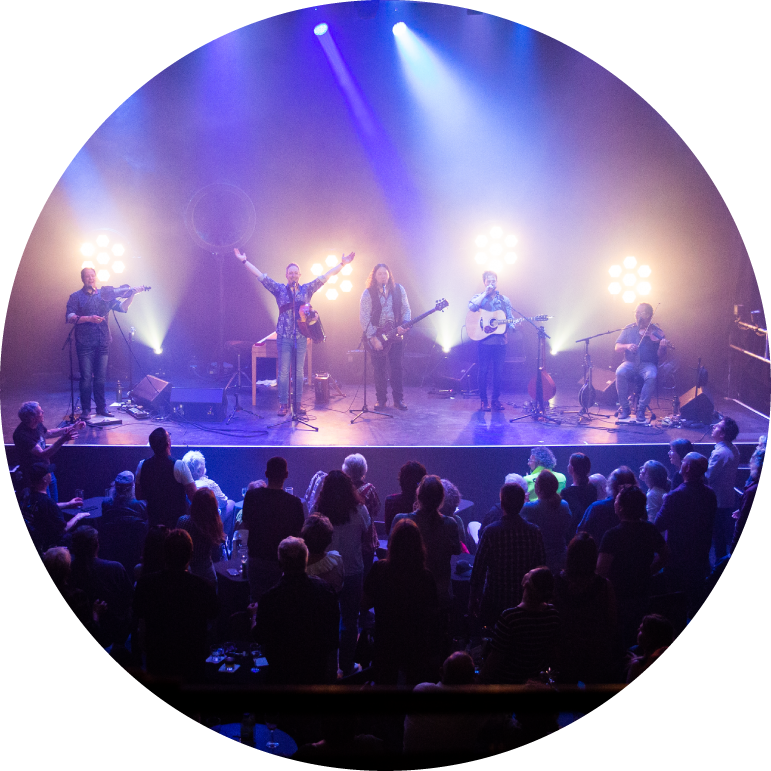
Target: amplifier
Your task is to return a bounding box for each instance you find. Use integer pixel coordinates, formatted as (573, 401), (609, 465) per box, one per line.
(170, 387), (227, 422)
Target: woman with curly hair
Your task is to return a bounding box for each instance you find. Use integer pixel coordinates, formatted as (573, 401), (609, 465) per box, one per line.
(523, 446), (566, 501)
(177, 488), (225, 587)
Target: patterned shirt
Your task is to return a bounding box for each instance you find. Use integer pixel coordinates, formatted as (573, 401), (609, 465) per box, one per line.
(65, 288), (124, 346)
(359, 285), (411, 338)
(261, 275), (326, 339)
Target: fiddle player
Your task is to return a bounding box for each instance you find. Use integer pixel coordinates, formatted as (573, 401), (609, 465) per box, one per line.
(614, 302), (670, 423)
(468, 271), (515, 411)
(66, 268), (138, 418)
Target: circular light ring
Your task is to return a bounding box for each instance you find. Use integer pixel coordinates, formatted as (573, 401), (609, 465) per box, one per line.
(623, 255), (637, 269)
(608, 282), (622, 295)
(608, 265), (622, 278)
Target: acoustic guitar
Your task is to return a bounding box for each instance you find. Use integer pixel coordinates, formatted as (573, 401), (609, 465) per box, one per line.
(465, 309), (549, 342)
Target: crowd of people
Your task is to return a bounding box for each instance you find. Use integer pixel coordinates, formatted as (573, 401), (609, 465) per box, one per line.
(12, 399), (763, 763)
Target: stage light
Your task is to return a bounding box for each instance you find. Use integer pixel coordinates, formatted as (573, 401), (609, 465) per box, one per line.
(341, 264), (353, 276)
(325, 254), (339, 267)
(393, 22), (407, 37)
(311, 263), (323, 276)
(475, 234), (488, 248)
(504, 234), (518, 248)
(314, 23), (328, 36)
(489, 258), (503, 270)
(327, 274), (338, 284)
(622, 273), (637, 286)
(97, 269), (110, 282)
(340, 280), (353, 292)
(97, 251), (110, 265)
(638, 265), (651, 278)
(81, 260), (95, 270)
(622, 290), (636, 303)
(609, 265), (622, 278)
(637, 281), (651, 295)
(608, 282), (621, 295)
(489, 243), (502, 257)
(111, 243), (125, 256)
(96, 234), (110, 247)
(326, 288), (339, 301)
(80, 243), (95, 257)
(442, 345), (451, 353)
(154, 347), (163, 355)
(474, 252), (488, 264)
(623, 255), (637, 269)
(504, 252), (517, 265)
(489, 226), (503, 239)
(112, 261), (125, 273)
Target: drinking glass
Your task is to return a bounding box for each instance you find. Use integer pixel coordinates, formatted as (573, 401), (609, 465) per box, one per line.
(75, 489), (84, 505)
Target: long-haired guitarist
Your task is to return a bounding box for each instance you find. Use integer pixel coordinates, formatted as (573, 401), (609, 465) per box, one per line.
(468, 270), (515, 412)
(359, 263), (411, 411)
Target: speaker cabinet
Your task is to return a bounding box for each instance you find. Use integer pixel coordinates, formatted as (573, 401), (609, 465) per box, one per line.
(131, 375), (172, 408)
(170, 387), (226, 422)
(596, 379), (618, 407)
(678, 388), (715, 424)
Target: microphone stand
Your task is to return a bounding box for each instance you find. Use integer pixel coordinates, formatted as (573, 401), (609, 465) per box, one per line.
(350, 333), (393, 424)
(61, 320), (80, 424)
(568, 329), (623, 422)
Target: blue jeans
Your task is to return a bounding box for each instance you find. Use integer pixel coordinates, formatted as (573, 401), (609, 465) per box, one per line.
(478, 342), (505, 403)
(615, 360), (657, 412)
(276, 335), (307, 405)
(76, 342), (109, 413)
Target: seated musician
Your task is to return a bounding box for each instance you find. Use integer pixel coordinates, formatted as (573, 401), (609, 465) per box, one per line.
(614, 303), (670, 423)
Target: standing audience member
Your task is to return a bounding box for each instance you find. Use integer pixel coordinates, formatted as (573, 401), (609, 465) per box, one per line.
(561, 453), (598, 540)
(706, 417), (740, 562)
(302, 514), (345, 593)
(668, 438), (694, 489)
(440, 478), (470, 551)
(523, 447), (566, 502)
(314, 470), (371, 676)
(469, 483), (546, 629)
(522, 470), (572, 573)
(553, 533), (617, 684)
(626, 614), (674, 682)
(384, 461), (426, 535)
(182, 450), (236, 538)
(252, 537), (340, 685)
(639, 461), (671, 521)
(363, 519), (439, 685)
(654, 453), (717, 607)
(480, 473), (528, 536)
(731, 447), (763, 553)
(576, 466), (638, 546)
(588, 474), (608, 503)
(597, 487), (669, 647)
(134, 525), (169, 580)
(133, 529), (218, 682)
(342, 453), (380, 579)
(241, 456), (304, 600)
(43, 546), (102, 638)
(480, 567), (560, 684)
(135, 428), (197, 528)
(177, 488), (225, 587)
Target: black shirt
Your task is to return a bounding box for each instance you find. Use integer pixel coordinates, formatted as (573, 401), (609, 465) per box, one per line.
(23, 489), (65, 552)
(65, 287), (122, 346)
(241, 487), (303, 561)
(561, 483), (599, 539)
(600, 521), (666, 600)
(12, 422), (47, 485)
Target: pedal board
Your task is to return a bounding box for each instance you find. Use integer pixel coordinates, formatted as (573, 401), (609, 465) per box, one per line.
(126, 406), (150, 419)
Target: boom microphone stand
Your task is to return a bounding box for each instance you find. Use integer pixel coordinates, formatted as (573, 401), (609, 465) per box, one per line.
(350, 335), (394, 424)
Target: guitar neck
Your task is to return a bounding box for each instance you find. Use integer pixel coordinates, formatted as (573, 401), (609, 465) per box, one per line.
(406, 307), (439, 328)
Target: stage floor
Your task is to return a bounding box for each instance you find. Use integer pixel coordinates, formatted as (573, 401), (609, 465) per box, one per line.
(2, 380), (767, 448)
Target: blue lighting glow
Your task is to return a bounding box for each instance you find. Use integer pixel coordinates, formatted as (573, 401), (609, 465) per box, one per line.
(393, 22), (407, 37)
(314, 23), (328, 36)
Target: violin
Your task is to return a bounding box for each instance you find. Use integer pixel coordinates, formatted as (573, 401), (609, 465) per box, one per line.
(100, 284), (151, 301)
(636, 320), (675, 351)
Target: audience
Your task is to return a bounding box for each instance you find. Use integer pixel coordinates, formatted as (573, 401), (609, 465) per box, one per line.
(314, 469), (371, 676)
(561, 453), (598, 539)
(523, 447), (566, 502)
(522, 470), (572, 573)
(252, 536), (340, 685)
(241, 456), (304, 601)
(439, 478), (470, 551)
(588, 473), (608, 503)
(480, 473), (528, 535)
(302, 514), (344, 593)
(43, 545), (102, 637)
(342, 453), (380, 579)
(731, 446), (763, 553)
(668, 438), (694, 489)
(362, 519), (439, 685)
(626, 614), (674, 683)
(469, 483), (546, 629)
(384, 460), (426, 535)
(101, 470), (147, 519)
(182, 450), (236, 537)
(706, 417), (741, 562)
(576, 466), (638, 546)
(134, 525), (169, 580)
(639, 460), (670, 521)
(177, 487), (225, 587)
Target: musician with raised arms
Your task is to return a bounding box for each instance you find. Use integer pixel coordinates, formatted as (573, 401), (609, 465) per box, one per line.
(614, 302), (670, 423)
(468, 270), (515, 412)
(360, 263), (411, 411)
(234, 248), (354, 416)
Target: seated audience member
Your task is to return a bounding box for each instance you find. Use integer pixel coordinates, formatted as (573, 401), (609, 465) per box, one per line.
(588, 473), (608, 502)
(523, 447), (566, 502)
(363, 519), (440, 685)
(241, 456), (304, 601)
(23, 462), (89, 553)
(177, 488), (225, 587)
(731, 446), (763, 553)
(597, 487), (669, 647)
(135, 428), (197, 528)
(553, 533), (617, 683)
(384, 460), (427, 535)
(314, 470), (371, 676)
(134, 525), (169, 580)
(522, 470), (572, 573)
(101, 470), (147, 519)
(302, 514), (345, 593)
(99, 470), (148, 572)
(706, 417), (741, 562)
(480, 473), (527, 535)
(639, 460), (671, 521)
(668, 438), (694, 489)
(182, 450), (236, 537)
(69, 526), (133, 646)
(43, 546), (102, 637)
(654, 453), (717, 605)
(440, 478), (470, 551)
(470, 483), (546, 629)
(133, 529), (218, 682)
(626, 613), (674, 682)
(576, 466), (638, 546)
(404, 651), (510, 759)
(480, 567), (560, 684)
(252, 537), (340, 685)
(561, 453), (598, 540)
(342, 453), (380, 577)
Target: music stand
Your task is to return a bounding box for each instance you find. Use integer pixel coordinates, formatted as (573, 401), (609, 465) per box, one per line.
(350, 335), (393, 424)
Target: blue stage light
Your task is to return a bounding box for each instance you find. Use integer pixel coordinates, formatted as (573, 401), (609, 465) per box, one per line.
(393, 22), (407, 37)
(314, 23), (329, 36)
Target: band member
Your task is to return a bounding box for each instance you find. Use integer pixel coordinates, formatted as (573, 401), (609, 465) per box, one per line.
(468, 271), (515, 411)
(66, 267), (138, 418)
(359, 263), (411, 410)
(614, 302), (670, 423)
(234, 248), (354, 416)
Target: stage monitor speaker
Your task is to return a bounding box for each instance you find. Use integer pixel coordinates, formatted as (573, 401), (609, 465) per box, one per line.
(170, 387), (226, 422)
(678, 388), (715, 424)
(131, 375), (172, 409)
(596, 379), (618, 407)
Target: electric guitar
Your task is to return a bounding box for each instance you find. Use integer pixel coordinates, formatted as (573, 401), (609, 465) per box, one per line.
(367, 299), (449, 353)
(465, 309), (549, 342)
